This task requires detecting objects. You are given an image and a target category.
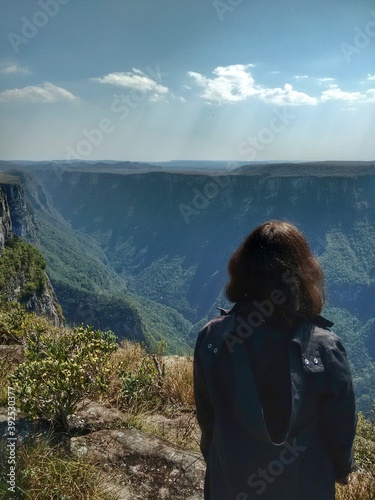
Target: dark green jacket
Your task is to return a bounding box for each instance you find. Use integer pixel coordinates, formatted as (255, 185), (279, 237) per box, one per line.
(194, 302), (356, 500)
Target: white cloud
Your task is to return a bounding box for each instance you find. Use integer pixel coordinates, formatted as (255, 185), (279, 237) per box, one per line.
(188, 65), (317, 106)
(0, 82), (78, 103)
(316, 77), (335, 84)
(366, 89), (375, 102)
(367, 74), (375, 81)
(0, 62), (30, 75)
(149, 92), (165, 102)
(93, 68), (168, 99)
(188, 64), (259, 103)
(258, 83), (318, 106)
(321, 88), (363, 103)
(294, 75), (336, 86)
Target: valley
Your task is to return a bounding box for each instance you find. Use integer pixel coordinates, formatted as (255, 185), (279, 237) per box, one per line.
(0, 160), (374, 413)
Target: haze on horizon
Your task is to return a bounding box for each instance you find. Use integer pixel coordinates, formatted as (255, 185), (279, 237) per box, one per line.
(0, 0), (374, 163)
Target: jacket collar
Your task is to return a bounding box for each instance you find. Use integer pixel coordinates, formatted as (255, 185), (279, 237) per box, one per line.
(217, 302), (334, 356)
(289, 315), (333, 351)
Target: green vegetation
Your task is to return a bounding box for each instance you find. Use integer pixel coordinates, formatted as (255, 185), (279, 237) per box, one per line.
(325, 307), (375, 416)
(108, 339), (194, 414)
(11, 168), (375, 414)
(10, 325), (117, 431)
(1, 303), (194, 426)
(117, 349), (163, 412)
(320, 220), (375, 286)
(0, 236), (47, 303)
(135, 296), (193, 354)
(33, 214), (192, 354)
(0, 301), (43, 344)
(36, 215), (122, 296)
(127, 256), (197, 317)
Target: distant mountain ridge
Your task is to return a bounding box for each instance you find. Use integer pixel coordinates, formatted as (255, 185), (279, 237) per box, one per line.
(2, 160), (375, 176)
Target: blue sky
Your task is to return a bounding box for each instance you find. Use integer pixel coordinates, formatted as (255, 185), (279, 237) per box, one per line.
(0, 0), (374, 161)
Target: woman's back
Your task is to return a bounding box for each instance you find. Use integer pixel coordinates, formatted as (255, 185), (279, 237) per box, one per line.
(194, 221), (357, 500)
(246, 315), (292, 444)
(195, 306), (356, 499)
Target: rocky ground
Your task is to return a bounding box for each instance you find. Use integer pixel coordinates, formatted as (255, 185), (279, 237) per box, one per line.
(0, 400), (205, 500)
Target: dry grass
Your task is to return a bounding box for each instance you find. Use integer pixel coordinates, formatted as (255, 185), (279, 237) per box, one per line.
(0, 436), (118, 500)
(102, 342), (199, 452)
(161, 355), (195, 408)
(336, 471), (375, 499)
(105, 341), (195, 411)
(128, 410), (201, 453)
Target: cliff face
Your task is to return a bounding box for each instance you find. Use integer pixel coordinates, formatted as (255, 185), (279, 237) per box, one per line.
(31, 168), (375, 320)
(1, 183), (36, 241)
(0, 188), (12, 251)
(0, 183), (63, 326)
(23, 275), (62, 327)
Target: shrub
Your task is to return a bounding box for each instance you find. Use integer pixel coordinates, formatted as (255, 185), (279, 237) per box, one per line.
(9, 326), (117, 431)
(117, 349), (162, 412)
(0, 300), (54, 344)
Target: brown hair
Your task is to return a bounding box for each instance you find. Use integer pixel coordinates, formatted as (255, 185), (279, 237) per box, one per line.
(226, 220), (325, 322)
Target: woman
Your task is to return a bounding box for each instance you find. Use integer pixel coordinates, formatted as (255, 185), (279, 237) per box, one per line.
(194, 221), (356, 500)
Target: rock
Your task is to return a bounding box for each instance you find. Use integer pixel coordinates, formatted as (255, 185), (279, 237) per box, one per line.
(0, 406), (51, 441)
(0, 345), (25, 364)
(0, 397), (206, 498)
(23, 275), (63, 327)
(142, 412), (200, 449)
(70, 427), (205, 499)
(1, 183), (36, 241)
(0, 187), (13, 252)
(67, 400), (128, 433)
